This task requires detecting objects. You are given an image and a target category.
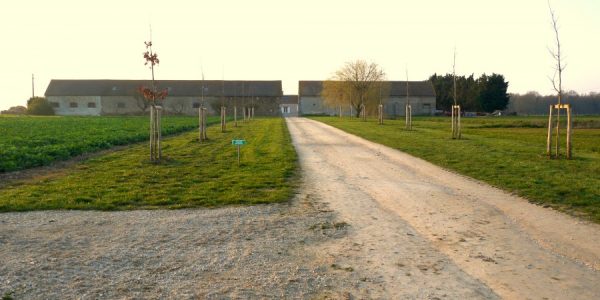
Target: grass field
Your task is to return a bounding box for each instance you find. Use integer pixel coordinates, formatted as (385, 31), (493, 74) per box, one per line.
(0, 115), (214, 172)
(312, 116), (600, 223)
(0, 118), (297, 211)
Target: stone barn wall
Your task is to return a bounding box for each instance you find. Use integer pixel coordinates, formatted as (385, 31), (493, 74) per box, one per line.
(48, 96), (102, 116)
(384, 96), (436, 117)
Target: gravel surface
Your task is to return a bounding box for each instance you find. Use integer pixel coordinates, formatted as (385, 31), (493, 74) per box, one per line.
(0, 195), (363, 299)
(285, 117), (600, 299)
(2, 117), (599, 299)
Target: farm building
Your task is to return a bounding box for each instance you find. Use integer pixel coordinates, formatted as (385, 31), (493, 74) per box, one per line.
(280, 95), (299, 117)
(298, 80), (436, 117)
(44, 80), (283, 116)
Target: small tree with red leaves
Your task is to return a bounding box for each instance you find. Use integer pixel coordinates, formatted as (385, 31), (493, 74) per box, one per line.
(140, 40), (168, 162)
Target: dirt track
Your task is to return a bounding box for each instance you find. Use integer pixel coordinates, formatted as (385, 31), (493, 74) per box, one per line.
(1, 117), (599, 299)
(286, 117), (600, 299)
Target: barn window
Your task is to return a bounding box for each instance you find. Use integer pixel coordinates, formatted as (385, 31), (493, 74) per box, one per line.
(117, 102), (126, 108)
(88, 102), (96, 108)
(69, 102), (78, 108)
(50, 102), (59, 108)
(193, 102), (200, 108)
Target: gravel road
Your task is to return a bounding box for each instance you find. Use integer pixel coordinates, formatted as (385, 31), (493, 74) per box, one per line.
(1, 117), (599, 299)
(1, 197), (362, 299)
(285, 117), (600, 299)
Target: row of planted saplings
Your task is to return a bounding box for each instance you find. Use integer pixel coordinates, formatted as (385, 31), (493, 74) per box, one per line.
(140, 39), (256, 162)
(199, 105), (255, 142)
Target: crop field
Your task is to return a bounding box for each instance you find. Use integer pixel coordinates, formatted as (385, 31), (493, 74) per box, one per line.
(0, 118), (297, 211)
(0, 115), (214, 172)
(312, 115), (600, 223)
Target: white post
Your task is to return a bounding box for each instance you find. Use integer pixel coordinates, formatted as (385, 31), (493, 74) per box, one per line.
(547, 105), (553, 156)
(452, 105), (461, 139)
(150, 106), (155, 160)
(157, 106), (162, 159)
(457, 106), (461, 139)
(567, 105), (572, 159)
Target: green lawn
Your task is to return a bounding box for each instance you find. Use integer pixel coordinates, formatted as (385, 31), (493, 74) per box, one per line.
(311, 116), (600, 223)
(0, 118), (297, 211)
(0, 115), (210, 172)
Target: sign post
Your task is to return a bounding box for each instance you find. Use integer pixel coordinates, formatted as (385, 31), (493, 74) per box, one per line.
(231, 139), (247, 165)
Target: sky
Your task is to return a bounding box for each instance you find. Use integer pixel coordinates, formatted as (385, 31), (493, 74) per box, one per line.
(1, 0), (599, 110)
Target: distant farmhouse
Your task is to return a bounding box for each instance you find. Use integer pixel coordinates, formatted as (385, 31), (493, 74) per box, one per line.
(45, 80), (283, 116)
(298, 81), (436, 117)
(44, 79), (435, 117)
(280, 95), (299, 117)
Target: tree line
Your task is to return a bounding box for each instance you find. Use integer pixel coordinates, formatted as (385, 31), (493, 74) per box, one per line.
(429, 73), (510, 112)
(507, 91), (600, 115)
(1, 97), (55, 115)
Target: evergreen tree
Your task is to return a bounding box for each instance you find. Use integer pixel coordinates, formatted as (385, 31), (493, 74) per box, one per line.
(430, 73), (509, 112)
(478, 74), (510, 112)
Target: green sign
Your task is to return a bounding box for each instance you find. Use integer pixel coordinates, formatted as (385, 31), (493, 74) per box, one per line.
(232, 139), (247, 146)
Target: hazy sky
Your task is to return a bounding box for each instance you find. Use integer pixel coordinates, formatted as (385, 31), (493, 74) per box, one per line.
(1, 0), (599, 110)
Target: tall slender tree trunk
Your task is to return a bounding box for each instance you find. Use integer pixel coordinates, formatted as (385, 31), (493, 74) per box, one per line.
(221, 106), (226, 132)
(199, 106), (207, 142)
(234, 106), (238, 127)
(157, 106), (162, 159)
(150, 106), (155, 160)
(149, 105), (162, 161)
(546, 106), (553, 156)
(555, 94), (561, 156)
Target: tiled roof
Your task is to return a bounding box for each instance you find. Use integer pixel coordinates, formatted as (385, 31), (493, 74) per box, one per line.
(45, 80), (283, 97)
(298, 80), (435, 97)
(281, 95), (298, 104)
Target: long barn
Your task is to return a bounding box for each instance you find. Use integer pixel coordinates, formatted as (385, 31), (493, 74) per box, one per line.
(298, 80), (436, 116)
(45, 80), (283, 116)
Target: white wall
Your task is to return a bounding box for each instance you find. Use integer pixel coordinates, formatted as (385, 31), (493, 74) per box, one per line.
(280, 104), (298, 117)
(299, 95), (436, 116)
(299, 96), (336, 115)
(48, 96), (101, 116)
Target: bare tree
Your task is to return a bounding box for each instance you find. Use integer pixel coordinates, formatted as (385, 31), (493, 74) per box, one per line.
(321, 80), (351, 117)
(199, 67), (207, 142)
(548, 0), (564, 108)
(546, 0), (572, 159)
(322, 60), (387, 119)
(139, 40), (168, 162)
